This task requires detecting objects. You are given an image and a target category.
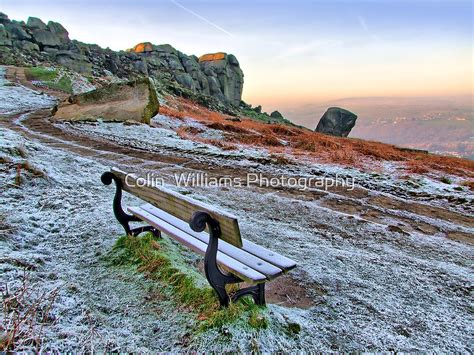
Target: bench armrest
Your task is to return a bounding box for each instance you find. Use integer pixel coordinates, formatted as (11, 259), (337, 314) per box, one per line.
(101, 171), (142, 235)
(189, 211), (220, 236)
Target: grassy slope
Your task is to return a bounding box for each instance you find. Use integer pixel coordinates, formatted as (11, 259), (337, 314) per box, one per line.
(24, 67), (73, 93)
(106, 233), (268, 331)
(161, 95), (474, 181)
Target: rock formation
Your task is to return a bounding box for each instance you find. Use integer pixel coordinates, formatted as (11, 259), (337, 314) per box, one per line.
(53, 77), (159, 124)
(315, 107), (357, 137)
(198, 52), (243, 107)
(0, 13), (244, 108)
(270, 110), (284, 120)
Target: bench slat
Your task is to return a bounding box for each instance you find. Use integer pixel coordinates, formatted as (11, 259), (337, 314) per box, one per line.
(128, 206), (267, 283)
(111, 167), (243, 247)
(241, 239), (297, 271)
(141, 204), (297, 272)
(139, 204), (284, 280)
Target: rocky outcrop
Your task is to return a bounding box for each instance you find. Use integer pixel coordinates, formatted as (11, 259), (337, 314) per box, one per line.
(315, 107), (357, 137)
(0, 13), (244, 108)
(53, 77), (159, 124)
(270, 110), (284, 120)
(198, 52), (243, 107)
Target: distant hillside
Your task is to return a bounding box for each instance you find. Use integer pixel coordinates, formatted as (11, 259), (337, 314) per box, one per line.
(283, 96), (473, 159)
(0, 12), (301, 126)
(0, 12), (244, 109)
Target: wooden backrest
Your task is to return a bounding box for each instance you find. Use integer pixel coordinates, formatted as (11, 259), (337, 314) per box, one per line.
(110, 168), (243, 247)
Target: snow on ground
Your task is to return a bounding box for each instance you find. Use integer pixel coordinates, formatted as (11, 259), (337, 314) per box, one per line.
(55, 119), (270, 163)
(1, 67), (473, 351)
(2, 125), (473, 351)
(54, 116), (472, 215)
(153, 114), (225, 141)
(190, 184), (474, 351)
(1, 129), (198, 351)
(0, 67), (57, 115)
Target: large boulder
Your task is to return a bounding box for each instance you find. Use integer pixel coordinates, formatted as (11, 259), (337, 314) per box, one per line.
(26, 17), (47, 30)
(315, 107), (358, 137)
(24, 17), (64, 48)
(0, 24), (12, 46)
(198, 52), (243, 107)
(174, 72), (195, 90)
(55, 50), (92, 75)
(5, 22), (31, 40)
(270, 110), (284, 120)
(53, 77), (159, 124)
(31, 29), (62, 48)
(0, 12), (10, 25)
(13, 40), (39, 51)
(127, 41), (153, 53)
(47, 21), (69, 43)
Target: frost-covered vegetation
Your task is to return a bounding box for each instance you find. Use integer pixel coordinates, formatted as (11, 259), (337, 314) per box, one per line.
(107, 233), (268, 331)
(23, 66), (95, 95)
(25, 67), (72, 93)
(0, 67), (56, 115)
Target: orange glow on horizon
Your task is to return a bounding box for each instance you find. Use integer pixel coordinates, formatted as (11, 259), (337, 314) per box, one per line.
(241, 47), (473, 110)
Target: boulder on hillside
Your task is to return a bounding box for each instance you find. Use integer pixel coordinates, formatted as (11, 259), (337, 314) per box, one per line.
(198, 52), (244, 107)
(47, 21), (69, 43)
(0, 24), (12, 46)
(53, 77), (159, 124)
(13, 40), (39, 51)
(0, 12), (10, 25)
(30, 28), (62, 48)
(315, 107), (357, 137)
(127, 42), (153, 53)
(5, 22), (31, 41)
(26, 17), (47, 30)
(270, 110), (284, 120)
(253, 105), (262, 113)
(55, 50), (93, 75)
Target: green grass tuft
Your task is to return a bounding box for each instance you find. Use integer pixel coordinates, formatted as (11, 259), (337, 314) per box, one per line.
(47, 76), (73, 93)
(285, 322), (301, 335)
(24, 67), (73, 93)
(106, 233), (268, 330)
(249, 308), (269, 329)
(24, 67), (58, 81)
(440, 176), (452, 184)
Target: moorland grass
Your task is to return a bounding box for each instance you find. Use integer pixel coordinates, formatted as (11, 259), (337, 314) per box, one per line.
(106, 233), (268, 331)
(46, 75), (73, 93)
(24, 67), (57, 81)
(24, 66), (73, 93)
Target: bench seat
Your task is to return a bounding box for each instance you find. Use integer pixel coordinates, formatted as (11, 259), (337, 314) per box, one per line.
(128, 204), (296, 283)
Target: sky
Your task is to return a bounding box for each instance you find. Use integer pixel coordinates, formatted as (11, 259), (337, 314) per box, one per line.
(1, 0), (473, 113)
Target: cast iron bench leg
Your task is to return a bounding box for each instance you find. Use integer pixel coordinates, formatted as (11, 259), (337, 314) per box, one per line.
(231, 283), (266, 306)
(101, 172), (161, 238)
(129, 225), (161, 238)
(190, 211), (266, 307)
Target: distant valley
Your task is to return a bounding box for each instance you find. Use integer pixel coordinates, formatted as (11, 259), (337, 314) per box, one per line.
(283, 96), (473, 159)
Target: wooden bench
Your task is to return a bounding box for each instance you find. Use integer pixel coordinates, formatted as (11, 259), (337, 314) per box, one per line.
(101, 167), (297, 307)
